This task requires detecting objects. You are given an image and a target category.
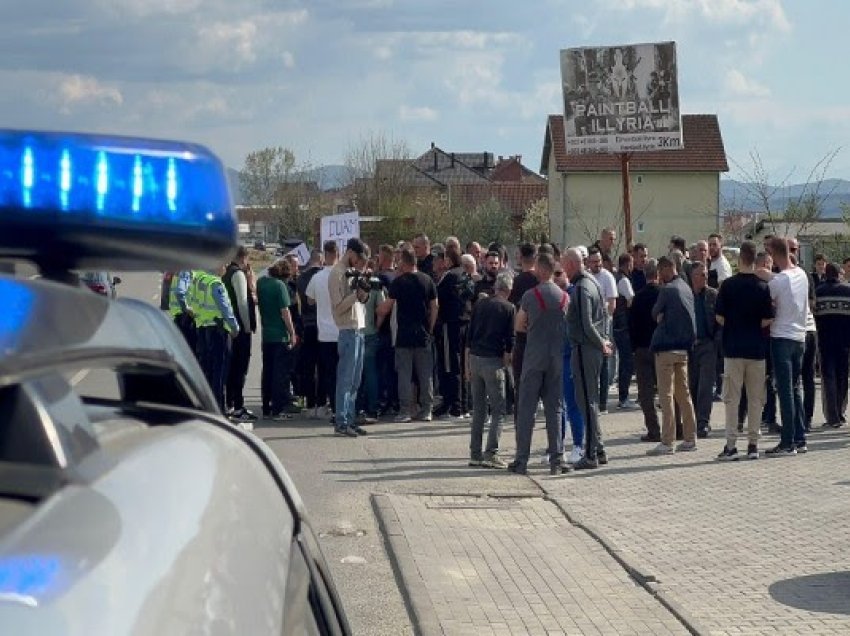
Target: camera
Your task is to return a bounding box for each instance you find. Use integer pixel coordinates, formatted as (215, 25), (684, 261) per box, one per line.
(345, 269), (383, 295)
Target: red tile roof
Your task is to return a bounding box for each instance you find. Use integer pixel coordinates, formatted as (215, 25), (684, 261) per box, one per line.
(542, 114), (729, 174)
(452, 182), (547, 218)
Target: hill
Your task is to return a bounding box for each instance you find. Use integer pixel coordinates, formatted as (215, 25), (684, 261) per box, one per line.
(721, 178), (850, 218)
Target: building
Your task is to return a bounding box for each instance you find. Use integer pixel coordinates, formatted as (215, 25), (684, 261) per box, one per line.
(541, 114), (729, 255)
(746, 218), (850, 266)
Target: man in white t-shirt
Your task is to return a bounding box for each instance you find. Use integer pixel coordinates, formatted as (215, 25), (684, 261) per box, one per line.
(708, 233), (733, 289)
(761, 237), (808, 456)
(306, 240), (340, 421)
(588, 248), (617, 413)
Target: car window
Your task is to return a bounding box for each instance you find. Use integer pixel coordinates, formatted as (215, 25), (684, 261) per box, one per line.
(281, 541), (322, 636)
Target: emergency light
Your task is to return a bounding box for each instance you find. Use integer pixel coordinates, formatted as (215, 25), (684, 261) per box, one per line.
(0, 130), (237, 272)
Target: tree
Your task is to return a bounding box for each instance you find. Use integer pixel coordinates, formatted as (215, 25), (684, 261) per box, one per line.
(239, 146), (322, 242)
(520, 197), (549, 244)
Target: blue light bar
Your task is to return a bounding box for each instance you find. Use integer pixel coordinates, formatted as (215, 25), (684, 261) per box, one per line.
(0, 129), (237, 271)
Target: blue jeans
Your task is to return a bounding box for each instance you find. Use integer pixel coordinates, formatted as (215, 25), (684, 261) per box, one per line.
(771, 337), (806, 447)
(562, 346), (585, 448)
(359, 333), (380, 414)
(336, 329), (365, 429)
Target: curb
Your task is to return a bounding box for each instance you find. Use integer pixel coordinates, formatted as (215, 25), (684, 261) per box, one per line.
(371, 494), (442, 636)
(546, 494), (709, 636)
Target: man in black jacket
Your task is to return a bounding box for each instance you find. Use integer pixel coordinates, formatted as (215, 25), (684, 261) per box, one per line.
(435, 248), (465, 418)
(648, 256), (698, 456)
(628, 258), (661, 441)
(223, 246), (257, 422)
(814, 263), (850, 427)
(688, 261), (719, 438)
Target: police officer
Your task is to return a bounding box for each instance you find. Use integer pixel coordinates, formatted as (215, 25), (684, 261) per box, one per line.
(189, 266), (240, 413)
(168, 270), (200, 353)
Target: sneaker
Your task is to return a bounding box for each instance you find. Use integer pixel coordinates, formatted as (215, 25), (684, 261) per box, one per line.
(567, 446), (584, 464)
(415, 412), (432, 422)
(436, 412), (453, 421)
(795, 442), (808, 454)
(267, 412), (292, 422)
(572, 456), (599, 470)
(617, 399), (639, 410)
(676, 440), (697, 452)
(506, 461), (528, 475)
(746, 444), (759, 460)
(647, 443), (674, 456)
(282, 404), (302, 415)
(468, 458), (483, 467)
(550, 459), (572, 475)
(716, 446), (739, 461)
(352, 425), (368, 436)
(334, 426), (357, 438)
(765, 443), (796, 457)
(640, 433), (661, 443)
(697, 426), (711, 439)
(539, 452), (551, 465)
(482, 454), (507, 469)
(394, 414), (412, 423)
(764, 422), (782, 435)
(597, 449), (608, 465)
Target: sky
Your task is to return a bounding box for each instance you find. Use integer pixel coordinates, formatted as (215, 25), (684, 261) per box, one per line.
(2, 0), (848, 182)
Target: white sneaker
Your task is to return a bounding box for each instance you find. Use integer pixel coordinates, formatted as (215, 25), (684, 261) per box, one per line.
(539, 452), (550, 465)
(568, 446), (584, 464)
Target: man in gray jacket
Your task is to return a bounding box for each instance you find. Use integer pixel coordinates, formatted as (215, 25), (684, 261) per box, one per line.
(564, 248), (612, 470)
(648, 256), (698, 455)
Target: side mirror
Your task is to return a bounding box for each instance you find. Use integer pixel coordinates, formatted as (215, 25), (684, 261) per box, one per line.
(113, 276), (122, 285)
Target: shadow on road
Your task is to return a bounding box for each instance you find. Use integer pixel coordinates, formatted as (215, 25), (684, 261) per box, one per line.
(769, 571), (850, 614)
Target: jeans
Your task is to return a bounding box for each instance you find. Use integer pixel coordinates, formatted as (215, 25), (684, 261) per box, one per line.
(396, 345), (434, 417)
(261, 341), (295, 415)
(561, 346), (585, 448)
(655, 351), (697, 446)
(612, 327), (633, 404)
(359, 333), (380, 415)
(336, 329), (365, 429)
(515, 356), (563, 466)
(226, 331), (251, 411)
(572, 344), (604, 460)
(196, 326), (230, 412)
(771, 337), (806, 447)
(469, 355), (506, 460)
(688, 339), (717, 429)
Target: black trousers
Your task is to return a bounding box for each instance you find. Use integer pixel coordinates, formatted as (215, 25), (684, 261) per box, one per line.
(820, 338), (849, 425)
(802, 331), (817, 426)
(296, 325), (321, 408)
(261, 342), (295, 415)
(436, 321), (462, 413)
(376, 332), (398, 411)
(318, 341), (339, 411)
(225, 332), (251, 411)
(196, 326), (230, 413)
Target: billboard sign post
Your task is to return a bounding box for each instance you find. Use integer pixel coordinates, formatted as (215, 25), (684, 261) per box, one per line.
(560, 41), (682, 155)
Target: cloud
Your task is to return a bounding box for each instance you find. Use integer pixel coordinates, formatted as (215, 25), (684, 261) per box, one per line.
(57, 74), (123, 113)
(725, 69), (771, 97)
(399, 105), (438, 122)
(282, 51), (296, 69)
(197, 20), (259, 64)
(614, 0), (791, 31)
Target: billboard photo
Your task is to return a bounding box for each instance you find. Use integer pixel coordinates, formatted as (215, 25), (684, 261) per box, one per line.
(560, 41), (682, 154)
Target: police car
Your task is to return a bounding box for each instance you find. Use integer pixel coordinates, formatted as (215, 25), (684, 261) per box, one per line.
(0, 130), (351, 634)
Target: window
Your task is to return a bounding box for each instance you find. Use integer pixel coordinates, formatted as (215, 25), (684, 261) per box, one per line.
(636, 175), (643, 184)
(637, 221), (645, 233)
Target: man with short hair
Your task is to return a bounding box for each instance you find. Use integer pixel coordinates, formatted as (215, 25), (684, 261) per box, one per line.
(380, 248), (438, 422)
(716, 241), (774, 460)
(508, 253), (571, 475)
(647, 256), (698, 455)
(435, 249), (465, 418)
(814, 263), (850, 427)
(613, 252), (637, 409)
(692, 240), (709, 268)
(295, 249), (324, 418)
(375, 244), (398, 414)
(413, 233), (435, 280)
(629, 258), (662, 441)
(466, 272), (515, 469)
(565, 248), (612, 470)
(306, 241), (340, 421)
(257, 260), (298, 422)
(688, 261), (719, 438)
(587, 248), (616, 413)
(328, 238), (371, 437)
(630, 243), (648, 292)
(763, 237), (809, 455)
(708, 233), (732, 289)
(593, 226), (616, 260)
(474, 251), (502, 300)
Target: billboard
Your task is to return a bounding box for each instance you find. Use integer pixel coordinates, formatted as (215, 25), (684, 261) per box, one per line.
(560, 41), (681, 154)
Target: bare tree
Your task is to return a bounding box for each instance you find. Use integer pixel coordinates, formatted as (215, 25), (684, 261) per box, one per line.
(343, 131), (413, 216)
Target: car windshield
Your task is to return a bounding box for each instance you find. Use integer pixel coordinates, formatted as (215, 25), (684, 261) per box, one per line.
(80, 271), (110, 284)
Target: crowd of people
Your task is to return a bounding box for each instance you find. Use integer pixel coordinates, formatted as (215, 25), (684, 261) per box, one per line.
(163, 228), (850, 474)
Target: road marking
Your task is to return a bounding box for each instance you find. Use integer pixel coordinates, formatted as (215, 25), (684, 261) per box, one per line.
(70, 369), (90, 386)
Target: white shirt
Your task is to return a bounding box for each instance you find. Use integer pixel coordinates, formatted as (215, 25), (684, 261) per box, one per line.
(710, 255), (733, 284)
(306, 267), (339, 342)
(593, 268), (618, 302)
(768, 267), (809, 342)
(616, 274), (635, 302)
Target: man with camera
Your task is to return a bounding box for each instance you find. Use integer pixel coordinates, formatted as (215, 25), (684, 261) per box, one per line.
(328, 238), (371, 437)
